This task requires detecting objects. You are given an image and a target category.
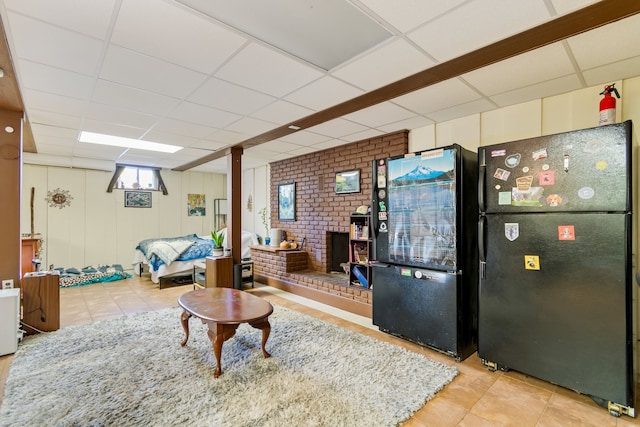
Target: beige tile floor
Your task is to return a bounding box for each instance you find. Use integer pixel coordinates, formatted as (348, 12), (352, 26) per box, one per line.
(1, 276), (639, 426)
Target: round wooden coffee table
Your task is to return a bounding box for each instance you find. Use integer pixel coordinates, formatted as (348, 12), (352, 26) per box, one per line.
(178, 288), (273, 378)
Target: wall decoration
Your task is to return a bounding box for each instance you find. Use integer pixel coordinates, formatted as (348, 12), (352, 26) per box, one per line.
(45, 187), (73, 209)
(187, 193), (206, 216)
(335, 169), (360, 194)
(278, 182), (296, 221)
(124, 190), (152, 208)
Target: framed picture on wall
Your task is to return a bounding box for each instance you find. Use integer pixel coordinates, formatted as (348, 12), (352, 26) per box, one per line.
(335, 169), (360, 194)
(124, 190), (152, 208)
(278, 182), (296, 221)
(187, 193), (206, 216)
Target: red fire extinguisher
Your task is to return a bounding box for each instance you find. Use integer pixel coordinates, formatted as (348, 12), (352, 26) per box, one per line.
(599, 83), (620, 126)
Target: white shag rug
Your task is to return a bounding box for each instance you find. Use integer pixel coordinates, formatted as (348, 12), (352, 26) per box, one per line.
(0, 306), (457, 426)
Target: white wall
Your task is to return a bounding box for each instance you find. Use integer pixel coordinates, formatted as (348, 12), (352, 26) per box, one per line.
(21, 166), (226, 271)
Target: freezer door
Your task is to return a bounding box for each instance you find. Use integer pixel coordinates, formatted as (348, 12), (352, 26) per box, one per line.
(479, 212), (633, 406)
(372, 264), (477, 361)
(479, 121), (631, 213)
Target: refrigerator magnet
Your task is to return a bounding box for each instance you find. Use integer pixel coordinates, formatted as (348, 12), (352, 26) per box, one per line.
(504, 153), (521, 168)
(378, 211), (387, 220)
(558, 225), (575, 240)
(498, 192), (511, 205)
(595, 160), (608, 170)
(532, 148), (548, 160)
(578, 187), (595, 199)
(538, 171), (554, 186)
(494, 168), (511, 181)
(545, 194), (563, 207)
(504, 223), (519, 241)
(524, 255), (540, 270)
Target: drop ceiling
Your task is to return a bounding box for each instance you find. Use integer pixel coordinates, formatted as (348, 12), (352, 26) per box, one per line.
(1, 0), (639, 174)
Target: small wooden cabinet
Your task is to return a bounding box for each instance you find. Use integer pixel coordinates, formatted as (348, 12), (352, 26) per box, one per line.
(205, 256), (233, 288)
(349, 214), (372, 288)
(21, 272), (60, 335)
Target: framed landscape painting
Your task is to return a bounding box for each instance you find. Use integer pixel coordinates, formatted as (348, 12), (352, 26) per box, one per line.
(335, 169), (360, 194)
(124, 191), (152, 208)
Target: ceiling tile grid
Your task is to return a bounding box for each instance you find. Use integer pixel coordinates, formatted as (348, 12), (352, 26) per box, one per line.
(0, 0), (637, 174)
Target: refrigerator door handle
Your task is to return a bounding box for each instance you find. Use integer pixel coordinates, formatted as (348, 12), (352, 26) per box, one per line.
(478, 148), (486, 212)
(478, 216), (486, 279)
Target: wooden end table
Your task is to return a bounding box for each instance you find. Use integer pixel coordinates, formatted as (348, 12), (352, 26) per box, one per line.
(178, 288), (273, 378)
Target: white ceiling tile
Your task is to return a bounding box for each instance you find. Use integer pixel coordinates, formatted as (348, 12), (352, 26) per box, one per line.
(332, 38), (435, 90)
(188, 78), (276, 115)
(250, 100), (314, 125)
(4, 0), (117, 39)
(178, 0), (392, 71)
(567, 14), (640, 70)
(22, 89), (89, 117)
(549, 0), (601, 15)
(489, 74), (583, 107)
(111, 0), (247, 74)
(286, 145), (319, 157)
(340, 128), (384, 142)
(258, 140), (306, 153)
(224, 116), (276, 135)
(342, 102), (417, 127)
(206, 129), (248, 145)
(30, 123), (78, 141)
(100, 45), (208, 99)
(215, 43), (323, 97)
(169, 101), (241, 128)
(72, 143), (128, 159)
(18, 61), (95, 99)
(80, 119), (146, 140)
(427, 98), (496, 123)
(408, 0), (551, 62)
(357, 0), (467, 33)
(392, 78), (480, 114)
(92, 80), (181, 116)
(278, 130), (332, 146)
(582, 56), (640, 87)
(284, 76), (364, 111)
(28, 109), (82, 130)
(7, 12), (104, 75)
(377, 116), (434, 133)
(151, 119), (219, 140)
(310, 139), (350, 151)
(85, 103), (159, 130)
(307, 118), (369, 138)
(462, 43), (575, 96)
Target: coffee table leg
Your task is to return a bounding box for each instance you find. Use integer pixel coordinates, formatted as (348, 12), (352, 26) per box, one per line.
(208, 323), (239, 378)
(180, 310), (191, 346)
(249, 318), (271, 358)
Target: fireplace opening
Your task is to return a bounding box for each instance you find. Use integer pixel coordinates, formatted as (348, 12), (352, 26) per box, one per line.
(329, 232), (349, 273)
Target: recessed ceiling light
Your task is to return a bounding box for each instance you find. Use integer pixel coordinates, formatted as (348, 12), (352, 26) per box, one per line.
(288, 125), (301, 130)
(4, 126), (14, 133)
(79, 131), (183, 153)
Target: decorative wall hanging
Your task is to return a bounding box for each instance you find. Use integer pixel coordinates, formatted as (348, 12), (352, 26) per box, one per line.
(45, 187), (73, 209)
(187, 193), (206, 216)
(335, 169), (360, 194)
(278, 182), (296, 221)
(247, 194), (253, 212)
(124, 191), (152, 208)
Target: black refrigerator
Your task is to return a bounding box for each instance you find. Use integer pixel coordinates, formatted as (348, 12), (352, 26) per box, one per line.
(371, 144), (478, 361)
(478, 121), (635, 417)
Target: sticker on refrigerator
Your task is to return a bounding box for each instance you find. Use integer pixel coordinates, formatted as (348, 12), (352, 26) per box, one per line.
(491, 149), (506, 157)
(378, 175), (386, 188)
(545, 194), (563, 207)
(515, 175), (533, 191)
(498, 192), (512, 205)
(378, 222), (388, 233)
(532, 148), (547, 160)
(595, 160), (608, 170)
(558, 225), (575, 241)
(504, 223), (519, 241)
(577, 187), (595, 199)
(512, 187), (544, 206)
(378, 211), (387, 220)
(378, 189), (386, 199)
(494, 168), (511, 181)
(504, 153), (521, 168)
(378, 201), (387, 212)
(524, 255), (540, 270)
(584, 139), (604, 154)
(538, 171), (554, 186)
(400, 268), (412, 277)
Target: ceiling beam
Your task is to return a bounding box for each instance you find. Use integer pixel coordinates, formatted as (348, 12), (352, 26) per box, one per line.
(172, 0), (638, 171)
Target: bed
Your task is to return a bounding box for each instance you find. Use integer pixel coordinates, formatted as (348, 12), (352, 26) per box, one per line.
(132, 230), (258, 284)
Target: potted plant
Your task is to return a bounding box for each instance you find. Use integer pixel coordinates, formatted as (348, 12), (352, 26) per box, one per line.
(259, 207), (271, 246)
(211, 230), (225, 256)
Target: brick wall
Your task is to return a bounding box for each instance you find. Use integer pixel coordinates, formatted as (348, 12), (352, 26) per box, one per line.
(269, 130), (408, 272)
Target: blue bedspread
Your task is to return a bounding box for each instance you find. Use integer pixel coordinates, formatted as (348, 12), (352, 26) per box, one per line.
(136, 234), (214, 271)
